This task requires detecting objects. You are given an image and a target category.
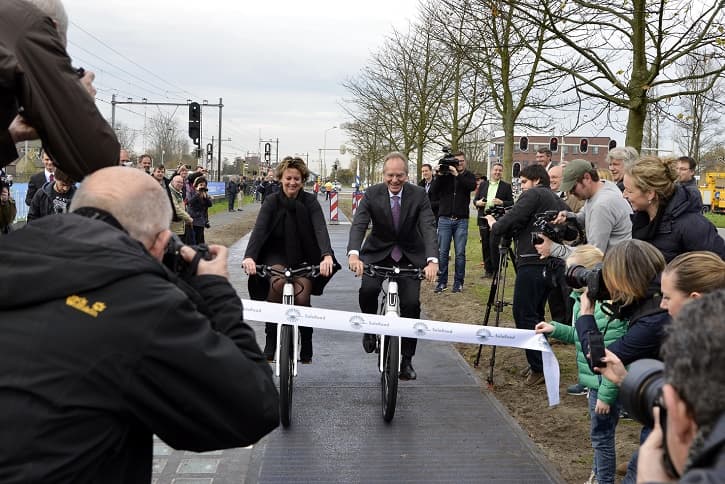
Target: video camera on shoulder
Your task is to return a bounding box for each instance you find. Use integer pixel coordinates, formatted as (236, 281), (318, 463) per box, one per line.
(530, 210), (583, 246)
(437, 147), (459, 175)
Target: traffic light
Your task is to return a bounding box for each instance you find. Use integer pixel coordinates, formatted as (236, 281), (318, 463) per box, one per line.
(206, 143), (213, 162)
(608, 139), (617, 150)
(512, 162), (521, 178)
(579, 138), (589, 154)
(519, 136), (529, 151)
(264, 143), (271, 163)
(549, 137), (558, 152)
(188, 102), (201, 146)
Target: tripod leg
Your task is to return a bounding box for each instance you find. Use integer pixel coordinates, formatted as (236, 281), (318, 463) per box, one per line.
(474, 275), (499, 368)
(486, 242), (511, 385)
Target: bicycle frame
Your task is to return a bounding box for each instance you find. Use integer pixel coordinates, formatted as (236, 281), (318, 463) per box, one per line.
(275, 276), (299, 377)
(378, 279), (402, 373)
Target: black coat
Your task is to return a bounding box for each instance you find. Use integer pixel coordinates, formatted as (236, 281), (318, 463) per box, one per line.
(0, 0), (119, 179)
(25, 170), (48, 206)
(491, 184), (568, 266)
(347, 182), (438, 267)
(245, 190), (339, 300)
(0, 214), (279, 484)
(429, 169), (477, 219)
(632, 184), (725, 262)
(473, 179), (514, 226)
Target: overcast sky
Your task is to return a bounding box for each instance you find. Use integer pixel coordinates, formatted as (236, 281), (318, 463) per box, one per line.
(64, 0), (422, 168)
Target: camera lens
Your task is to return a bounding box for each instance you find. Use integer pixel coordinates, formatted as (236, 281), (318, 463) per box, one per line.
(620, 359), (665, 428)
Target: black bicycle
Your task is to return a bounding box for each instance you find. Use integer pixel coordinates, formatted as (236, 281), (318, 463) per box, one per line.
(363, 264), (425, 422)
(256, 264), (321, 428)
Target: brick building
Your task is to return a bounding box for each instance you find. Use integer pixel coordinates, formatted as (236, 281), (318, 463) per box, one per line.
(491, 135), (615, 170)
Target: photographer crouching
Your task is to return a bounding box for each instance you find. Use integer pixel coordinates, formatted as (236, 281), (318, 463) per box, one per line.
(0, 167), (279, 483)
(484, 164), (568, 385)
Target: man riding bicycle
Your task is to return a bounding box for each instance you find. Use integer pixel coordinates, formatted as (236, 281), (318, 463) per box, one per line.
(347, 152), (438, 380)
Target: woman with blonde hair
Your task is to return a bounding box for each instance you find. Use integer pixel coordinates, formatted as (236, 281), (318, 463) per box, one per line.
(660, 251), (725, 317)
(623, 156), (725, 261)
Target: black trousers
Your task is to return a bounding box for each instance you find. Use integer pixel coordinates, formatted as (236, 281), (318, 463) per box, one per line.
(358, 258), (420, 358)
(513, 264), (552, 373)
(479, 224), (504, 275)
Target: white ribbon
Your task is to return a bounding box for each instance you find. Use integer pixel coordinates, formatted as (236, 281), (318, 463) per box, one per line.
(243, 299), (560, 406)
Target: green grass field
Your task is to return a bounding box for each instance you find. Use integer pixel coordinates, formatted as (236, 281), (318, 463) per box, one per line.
(705, 212), (725, 228)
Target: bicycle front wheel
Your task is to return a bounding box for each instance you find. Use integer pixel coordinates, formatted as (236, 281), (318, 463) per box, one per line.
(381, 335), (399, 422)
(279, 324), (294, 427)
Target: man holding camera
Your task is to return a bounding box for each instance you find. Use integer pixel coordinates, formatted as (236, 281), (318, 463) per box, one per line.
(430, 150), (477, 293)
(485, 164), (568, 385)
(0, 167), (279, 483)
(473, 162), (513, 278)
(535, 159), (632, 261)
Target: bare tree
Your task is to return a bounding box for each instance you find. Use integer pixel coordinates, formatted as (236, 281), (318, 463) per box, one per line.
(672, 52), (725, 166)
(516, 0), (725, 152)
(113, 121), (138, 156)
(434, 0), (571, 178)
(146, 110), (184, 164)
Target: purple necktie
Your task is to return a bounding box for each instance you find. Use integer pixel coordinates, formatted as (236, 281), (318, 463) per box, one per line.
(391, 195), (402, 261)
(49, 173), (55, 183)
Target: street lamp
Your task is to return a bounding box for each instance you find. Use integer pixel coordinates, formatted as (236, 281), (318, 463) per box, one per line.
(323, 126), (337, 180)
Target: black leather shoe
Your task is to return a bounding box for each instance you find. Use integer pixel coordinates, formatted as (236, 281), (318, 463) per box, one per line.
(362, 333), (377, 354)
(399, 358), (417, 380)
(263, 332), (275, 362)
(300, 337), (313, 364)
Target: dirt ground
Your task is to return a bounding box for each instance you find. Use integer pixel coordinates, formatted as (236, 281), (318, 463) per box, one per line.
(205, 198), (641, 484)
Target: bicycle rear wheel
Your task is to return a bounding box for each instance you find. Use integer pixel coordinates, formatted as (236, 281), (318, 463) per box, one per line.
(381, 335), (399, 422)
(279, 324), (294, 427)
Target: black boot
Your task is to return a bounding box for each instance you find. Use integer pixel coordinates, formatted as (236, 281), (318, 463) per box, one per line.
(300, 327), (313, 364)
(263, 323), (276, 361)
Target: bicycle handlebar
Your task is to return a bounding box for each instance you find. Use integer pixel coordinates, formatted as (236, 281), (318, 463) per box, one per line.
(363, 264), (425, 280)
(256, 264), (321, 280)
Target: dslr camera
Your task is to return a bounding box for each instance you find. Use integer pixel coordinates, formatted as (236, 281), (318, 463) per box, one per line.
(531, 210), (583, 246)
(620, 359), (679, 478)
(437, 147), (460, 175)
(163, 233), (212, 279)
(565, 263), (611, 301)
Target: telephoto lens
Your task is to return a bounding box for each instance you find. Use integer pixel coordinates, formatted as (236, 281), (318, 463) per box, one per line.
(620, 359), (665, 428)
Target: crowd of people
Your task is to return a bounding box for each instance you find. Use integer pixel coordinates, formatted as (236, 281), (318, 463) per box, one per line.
(1, 0), (724, 482)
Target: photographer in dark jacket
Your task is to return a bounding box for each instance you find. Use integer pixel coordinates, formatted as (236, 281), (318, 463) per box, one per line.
(430, 150), (477, 293)
(575, 239), (670, 484)
(485, 164), (568, 385)
(1, 0), (119, 180)
(0, 167), (279, 484)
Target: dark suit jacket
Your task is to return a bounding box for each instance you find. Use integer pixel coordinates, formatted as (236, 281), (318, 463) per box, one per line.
(25, 171), (49, 206)
(473, 179), (514, 226)
(347, 183), (438, 267)
(417, 177), (438, 218)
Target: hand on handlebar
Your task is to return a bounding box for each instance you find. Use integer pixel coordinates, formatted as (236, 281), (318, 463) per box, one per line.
(348, 254), (364, 277)
(320, 255), (334, 277)
(424, 262), (438, 283)
(242, 257), (257, 275)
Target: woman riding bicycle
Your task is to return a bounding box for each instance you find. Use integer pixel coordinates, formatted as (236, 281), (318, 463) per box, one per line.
(242, 156), (339, 363)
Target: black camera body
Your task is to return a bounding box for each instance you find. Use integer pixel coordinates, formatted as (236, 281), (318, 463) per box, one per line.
(565, 263), (611, 301)
(621, 359), (680, 478)
(530, 210), (583, 246)
(163, 233), (212, 279)
(437, 147), (459, 175)
(586, 331), (606, 368)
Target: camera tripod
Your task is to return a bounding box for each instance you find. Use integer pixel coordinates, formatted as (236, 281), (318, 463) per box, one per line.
(473, 238), (517, 388)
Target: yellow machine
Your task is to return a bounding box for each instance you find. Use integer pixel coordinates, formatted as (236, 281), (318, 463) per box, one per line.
(699, 172), (725, 213)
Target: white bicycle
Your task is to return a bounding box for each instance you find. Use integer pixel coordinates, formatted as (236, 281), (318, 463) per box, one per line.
(256, 264), (320, 428)
(363, 264), (424, 422)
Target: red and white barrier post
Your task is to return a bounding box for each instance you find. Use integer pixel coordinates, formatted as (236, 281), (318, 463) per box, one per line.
(329, 190), (339, 224)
